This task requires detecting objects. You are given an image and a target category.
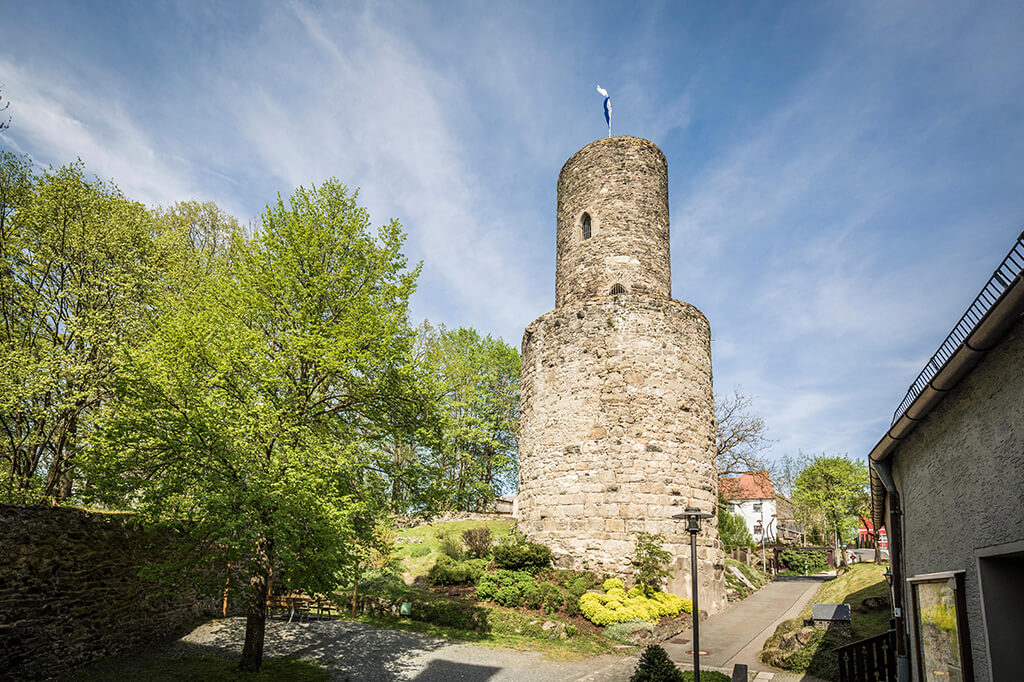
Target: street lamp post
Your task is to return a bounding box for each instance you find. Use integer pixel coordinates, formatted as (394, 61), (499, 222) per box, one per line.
(673, 506), (713, 682)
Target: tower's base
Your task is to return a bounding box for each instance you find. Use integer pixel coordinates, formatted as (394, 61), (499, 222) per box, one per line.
(518, 294), (727, 614)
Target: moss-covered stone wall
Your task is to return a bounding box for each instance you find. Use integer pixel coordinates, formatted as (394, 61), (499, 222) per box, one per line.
(0, 505), (214, 679)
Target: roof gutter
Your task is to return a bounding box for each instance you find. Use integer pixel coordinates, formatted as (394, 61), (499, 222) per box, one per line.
(869, 252), (1024, 528)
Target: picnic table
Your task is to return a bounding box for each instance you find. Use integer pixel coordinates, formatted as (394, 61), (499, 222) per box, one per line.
(267, 594), (341, 622)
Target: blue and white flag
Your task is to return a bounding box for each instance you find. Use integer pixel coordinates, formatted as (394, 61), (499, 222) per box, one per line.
(596, 85), (611, 137)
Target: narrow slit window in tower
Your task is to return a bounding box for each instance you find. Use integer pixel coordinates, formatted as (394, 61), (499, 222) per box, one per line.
(581, 213), (592, 240)
(610, 283), (627, 295)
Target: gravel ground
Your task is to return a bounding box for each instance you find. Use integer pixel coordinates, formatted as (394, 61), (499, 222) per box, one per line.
(172, 617), (632, 682)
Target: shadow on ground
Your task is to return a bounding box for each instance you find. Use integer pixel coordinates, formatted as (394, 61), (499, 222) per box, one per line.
(175, 616), (456, 680)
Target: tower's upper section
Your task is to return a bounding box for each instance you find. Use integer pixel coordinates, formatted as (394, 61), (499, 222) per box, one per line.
(555, 136), (671, 308)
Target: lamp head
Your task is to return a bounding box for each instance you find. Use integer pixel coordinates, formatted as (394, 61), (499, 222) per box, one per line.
(672, 506), (713, 533)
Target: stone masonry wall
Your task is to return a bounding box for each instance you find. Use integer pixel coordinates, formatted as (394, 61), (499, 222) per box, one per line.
(0, 505), (215, 680)
(518, 295), (726, 612)
(555, 137), (671, 307)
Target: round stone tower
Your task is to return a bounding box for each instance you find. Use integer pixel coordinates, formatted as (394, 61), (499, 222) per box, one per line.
(518, 136), (726, 612)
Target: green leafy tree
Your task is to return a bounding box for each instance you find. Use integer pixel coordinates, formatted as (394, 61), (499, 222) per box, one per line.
(86, 180), (424, 671)
(717, 500), (755, 551)
(416, 323), (520, 511)
(792, 455), (869, 566)
(0, 153), (171, 502)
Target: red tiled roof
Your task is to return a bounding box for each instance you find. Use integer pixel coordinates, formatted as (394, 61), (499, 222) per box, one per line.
(719, 471), (774, 500)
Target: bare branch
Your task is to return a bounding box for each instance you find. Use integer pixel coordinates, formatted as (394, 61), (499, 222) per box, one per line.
(715, 387), (774, 478)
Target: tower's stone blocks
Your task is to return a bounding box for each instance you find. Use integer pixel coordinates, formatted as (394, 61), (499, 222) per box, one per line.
(556, 137), (671, 307)
(519, 136), (726, 612)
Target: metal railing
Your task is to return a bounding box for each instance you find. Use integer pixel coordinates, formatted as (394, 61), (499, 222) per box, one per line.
(836, 629), (897, 682)
(891, 231), (1024, 425)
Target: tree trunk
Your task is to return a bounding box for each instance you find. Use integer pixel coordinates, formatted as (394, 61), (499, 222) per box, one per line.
(240, 539), (273, 672)
(239, 571), (269, 672)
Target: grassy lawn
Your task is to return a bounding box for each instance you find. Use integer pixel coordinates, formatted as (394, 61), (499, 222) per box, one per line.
(67, 654), (329, 681)
(724, 558), (771, 599)
(799, 563), (891, 639)
(760, 563), (892, 678)
(395, 518), (515, 581)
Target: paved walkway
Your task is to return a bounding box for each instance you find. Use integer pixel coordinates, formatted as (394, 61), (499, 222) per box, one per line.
(171, 617), (629, 681)
(155, 576), (831, 681)
(661, 576), (829, 678)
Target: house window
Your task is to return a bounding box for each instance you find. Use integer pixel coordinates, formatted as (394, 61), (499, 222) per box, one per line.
(908, 571), (973, 682)
(610, 284), (626, 295)
(753, 503), (762, 512)
(581, 213), (592, 240)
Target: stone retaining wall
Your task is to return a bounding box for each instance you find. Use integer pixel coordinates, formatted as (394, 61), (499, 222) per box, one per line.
(0, 505), (215, 679)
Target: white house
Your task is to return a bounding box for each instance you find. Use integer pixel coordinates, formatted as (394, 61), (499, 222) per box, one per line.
(719, 471), (777, 544)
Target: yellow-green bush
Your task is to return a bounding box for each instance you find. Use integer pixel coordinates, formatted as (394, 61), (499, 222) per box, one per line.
(578, 581), (692, 626)
(603, 577), (625, 592)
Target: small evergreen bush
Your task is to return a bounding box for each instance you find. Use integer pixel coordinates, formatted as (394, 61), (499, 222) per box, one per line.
(492, 541), (552, 572)
(475, 574), (499, 600)
(494, 584), (522, 607)
(538, 582), (564, 614)
(428, 556), (487, 585)
(521, 581), (544, 610)
(631, 645), (684, 682)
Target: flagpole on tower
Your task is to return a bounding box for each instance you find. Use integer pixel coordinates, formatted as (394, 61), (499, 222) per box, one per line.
(596, 85), (612, 137)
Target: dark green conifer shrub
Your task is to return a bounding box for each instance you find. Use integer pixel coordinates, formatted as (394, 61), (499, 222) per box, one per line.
(631, 645), (684, 682)
(493, 541), (553, 572)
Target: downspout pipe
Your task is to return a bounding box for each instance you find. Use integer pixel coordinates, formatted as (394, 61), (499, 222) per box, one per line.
(874, 458), (910, 682)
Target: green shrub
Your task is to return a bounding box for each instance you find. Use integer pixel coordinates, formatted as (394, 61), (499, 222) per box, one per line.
(492, 541), (553, 572)
(436, 528), (465, 561)
(494, 569), (534, 588)
(779, 548), (829, 573)
(475, 574), (499, 601)
(579, 581), (691, 626)
(494, 584), (522, 607)
(631, 645), (684, 682)
(521, 581), (544, 610)
(462, 527), (493, 559)
(538, 582), (564, 615)
(634, 533), (672, 591)
(603, 577), (625, 592)
(410, 599), (490, 632)
(428, 556), (487, 585)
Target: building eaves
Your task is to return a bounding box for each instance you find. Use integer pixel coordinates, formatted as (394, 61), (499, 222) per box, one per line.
(869, 232), (1024, 528)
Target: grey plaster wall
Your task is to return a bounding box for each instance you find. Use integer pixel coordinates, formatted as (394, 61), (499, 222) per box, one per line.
(892, 315), (1024, 682)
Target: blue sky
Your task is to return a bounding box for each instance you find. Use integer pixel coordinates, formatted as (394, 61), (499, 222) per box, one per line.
(3, 1), (1023, 466)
